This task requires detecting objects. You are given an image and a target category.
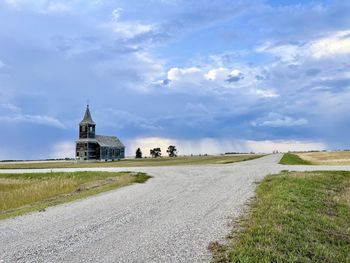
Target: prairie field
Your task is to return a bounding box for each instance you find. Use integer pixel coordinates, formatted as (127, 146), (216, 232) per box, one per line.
(0, 171), (150, 219)
(296, 151), (350, 165)
(0, 154), (263, 169)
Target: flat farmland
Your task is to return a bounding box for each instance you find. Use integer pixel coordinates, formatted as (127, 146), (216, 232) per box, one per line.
(296, 151), (350, 165)
(0, 154), (263, 169)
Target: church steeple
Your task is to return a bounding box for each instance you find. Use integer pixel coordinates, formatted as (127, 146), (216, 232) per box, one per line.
(80, 104), (95, 125)
(79, 105), (96, 139)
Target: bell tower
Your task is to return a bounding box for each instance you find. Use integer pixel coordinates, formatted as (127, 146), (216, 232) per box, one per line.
(79, 104), (96, 139)
(76, 105), (98, 160)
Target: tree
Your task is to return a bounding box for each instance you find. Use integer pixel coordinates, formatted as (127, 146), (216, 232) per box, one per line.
(135, 148), (142, 158)
(150, 148), (161, 158)
(167, 145), (177, 157)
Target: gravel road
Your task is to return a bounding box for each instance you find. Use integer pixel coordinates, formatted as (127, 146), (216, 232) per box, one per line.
(1, 154), (350, 263)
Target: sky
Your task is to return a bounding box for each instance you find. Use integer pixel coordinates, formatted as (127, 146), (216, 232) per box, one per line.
(1, 0), (350, 159)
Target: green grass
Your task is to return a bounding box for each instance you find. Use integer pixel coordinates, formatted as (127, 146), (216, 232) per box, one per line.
(0, 154), (264, 169)
(0, 171), (151, 220)
(211, 171), (350, 263)
(279, 153), (312, 165)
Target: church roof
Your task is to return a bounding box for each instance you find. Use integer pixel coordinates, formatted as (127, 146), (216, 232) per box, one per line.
(96, 135), (125, 148)
(80, 105), (96, 125)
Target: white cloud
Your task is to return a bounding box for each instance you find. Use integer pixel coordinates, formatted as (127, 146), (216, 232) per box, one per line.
(50, 141), (75, 159)
(252, 113), (308, 127)
(0, 103), (65, 129)
(167, 67), (202, 82)
(257, 42), (304, 64)
(93, 51), (164, 92)
(0, 103), (20, 113)
(258, 30), (350, 62)
(228, 69), (242, 78)
(112, 8), (123, 20)
(112, 22), (155, 40)
(0, 115), (65, 129)
(164, 66), (279, 101)
(127, 137), (326, 156)
(168, 67), (244, 84)
(310, 30), (350, 59)
(166, 66), (263, 92)
(204, 67), (228, 81)
(101, 8), (156, 40)
(252, 89), (279, 98)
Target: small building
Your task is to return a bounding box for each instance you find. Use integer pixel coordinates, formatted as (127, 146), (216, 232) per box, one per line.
(76, 105), (125, 161)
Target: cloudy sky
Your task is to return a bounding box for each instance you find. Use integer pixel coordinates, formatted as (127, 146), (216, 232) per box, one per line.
(1, 0), (350, 159)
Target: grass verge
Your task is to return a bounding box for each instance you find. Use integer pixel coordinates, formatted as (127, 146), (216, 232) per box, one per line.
(211, 171), (350, 263)
(0, 154), (264, 169)
(279, 153), (312, 165)
(0, 171), (151, 220)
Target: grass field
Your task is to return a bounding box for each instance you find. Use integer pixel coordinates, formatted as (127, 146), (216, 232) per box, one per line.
(296, 151), (350, 165)
(0, 171), (150, 220)
(279, 153), (312, 165)
(0, 154), (263, 169)
(211, 171), (350, 262)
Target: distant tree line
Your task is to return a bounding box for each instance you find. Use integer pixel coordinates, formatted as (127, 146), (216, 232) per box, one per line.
(135, 145), (178, 158)
(150, 148), (162, 158)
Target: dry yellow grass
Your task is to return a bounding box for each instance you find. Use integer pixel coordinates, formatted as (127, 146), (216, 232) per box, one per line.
(0, 178), (76, 211)
(296, 151), (350, 165)
(0, 171), (150, 219)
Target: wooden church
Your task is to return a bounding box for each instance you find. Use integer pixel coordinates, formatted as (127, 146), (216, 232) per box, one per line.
(76, 105), (125, 161)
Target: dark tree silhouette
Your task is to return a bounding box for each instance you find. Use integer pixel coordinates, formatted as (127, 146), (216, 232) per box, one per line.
(150, 148), (161, 158)
(135, 148), (142, 158)
(167, 145), (177, 157)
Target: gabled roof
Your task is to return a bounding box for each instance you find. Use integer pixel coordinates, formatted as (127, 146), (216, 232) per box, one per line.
(80, 105), (96, 125)
(96, 135), (125, 148)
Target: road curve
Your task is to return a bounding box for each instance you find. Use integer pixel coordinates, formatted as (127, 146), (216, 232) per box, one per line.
(1, 154), (350, 263)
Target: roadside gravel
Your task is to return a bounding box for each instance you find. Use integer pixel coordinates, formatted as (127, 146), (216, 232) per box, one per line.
(1, 154), (350, 263)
